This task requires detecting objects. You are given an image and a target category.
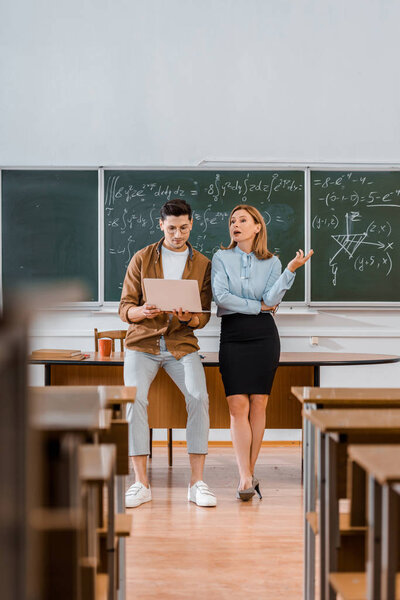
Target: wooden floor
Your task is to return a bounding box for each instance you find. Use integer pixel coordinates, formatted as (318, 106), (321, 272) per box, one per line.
(125, 446), (303, 599)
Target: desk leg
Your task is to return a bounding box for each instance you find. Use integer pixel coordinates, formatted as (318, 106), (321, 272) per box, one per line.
(168, 429), (173, 467)
(325, 435), (338, 600)
(117, 475), (126, 600)
(44, 364), (51, 386)
(313, 365), (320, 387)
(302, 366), (319, 484)
(149, 429), (153, 459)
(318, 431), (326, 600)
(106, 462), (116, 600)
(380, 484), (398, 600)
(303, 416), (310, 599)
(301, 425), (304, 483)
(304, 416), (316, 600)
(366, 475), (382, 600)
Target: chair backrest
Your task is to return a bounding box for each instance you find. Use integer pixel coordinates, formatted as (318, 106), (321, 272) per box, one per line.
(94, 329), (127, 353)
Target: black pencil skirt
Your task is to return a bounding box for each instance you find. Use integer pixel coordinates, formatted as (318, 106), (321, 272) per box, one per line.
(219, 313), (280, 396)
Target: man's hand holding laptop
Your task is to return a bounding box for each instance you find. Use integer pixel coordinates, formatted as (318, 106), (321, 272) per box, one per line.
(128, 303), (200, 326)
(172, 308), (200, 327)
(127, 303), (161, 322)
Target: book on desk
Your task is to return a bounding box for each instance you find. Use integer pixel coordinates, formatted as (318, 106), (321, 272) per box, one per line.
(30, 349), (87, 361)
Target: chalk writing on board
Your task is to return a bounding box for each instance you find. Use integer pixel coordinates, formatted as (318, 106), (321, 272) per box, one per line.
(312, 173), (398, 288)
(105, 171), (304, 292)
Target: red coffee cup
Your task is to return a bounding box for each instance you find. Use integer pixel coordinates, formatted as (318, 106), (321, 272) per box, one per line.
(99, 338), (112, 358)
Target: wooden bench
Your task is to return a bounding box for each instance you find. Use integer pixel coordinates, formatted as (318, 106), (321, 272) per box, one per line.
(329, 572), (400, 600)
(80, 444), (116, 600)
(304, 408), (400, 600)
(29, 386), (134, 600)
(30, 386), (104, 432)
(332, 444), (400, 600)
(291, 387), (400, 600)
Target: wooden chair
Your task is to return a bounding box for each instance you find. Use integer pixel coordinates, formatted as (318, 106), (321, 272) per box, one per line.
(94, 329), (127, 353)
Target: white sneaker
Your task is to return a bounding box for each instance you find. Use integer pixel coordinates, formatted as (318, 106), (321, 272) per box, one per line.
(125, 482), (152, 508)
(188, 480), (217, 507)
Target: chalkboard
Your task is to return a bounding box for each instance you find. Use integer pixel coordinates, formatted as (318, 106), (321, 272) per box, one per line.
(310, 170), (400, 302)
(2, 170), (98, 301)
(104, 170), (305, 302)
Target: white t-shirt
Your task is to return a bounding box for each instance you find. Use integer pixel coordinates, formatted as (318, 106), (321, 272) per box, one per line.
(161, 245), (189, 280)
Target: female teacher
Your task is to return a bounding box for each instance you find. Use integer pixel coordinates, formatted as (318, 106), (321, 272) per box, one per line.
(211, 204), (313, 501)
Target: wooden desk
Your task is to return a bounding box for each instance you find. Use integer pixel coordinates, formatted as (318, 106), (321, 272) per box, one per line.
(29, 384), (136, 418)
(306, 409), (400, 434)
(305, 409), (400, 600)
(329, 573), (400, 600)
(30, 385), (133, 600)
(292, 387), (400, 407)
(30, 352), (400, 430)
(30, 388), (104, 432)
(80, 444), (116, 548)
(346, 445), (400, 600)
(292, 387), (400, 600)
(349, 445), (400, 485)
(30, 352), (399, 472)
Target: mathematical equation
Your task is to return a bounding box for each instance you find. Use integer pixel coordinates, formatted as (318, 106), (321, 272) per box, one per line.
(312, 172), (399, 288)
(105, 172), (302, 276)
(105, 172), (303, 207)
(313, 172), (400, 209)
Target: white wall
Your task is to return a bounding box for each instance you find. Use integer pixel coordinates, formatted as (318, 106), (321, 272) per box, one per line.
(1, 0), (400, 165)
(3, 1), (400, 440)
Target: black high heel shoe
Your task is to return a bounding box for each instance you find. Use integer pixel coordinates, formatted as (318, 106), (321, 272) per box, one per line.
(252, 476), (262, 499)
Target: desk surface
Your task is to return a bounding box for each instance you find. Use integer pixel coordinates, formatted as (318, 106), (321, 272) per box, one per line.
(30, 390), (103, 431)
(348, 444), (400, 485)
(79, 444), (115, 482)
(29, 386), (135, 430)
(29, 351), (400, 367)
(292, 386), (400, 405)
(31, 385), (135, 405)
(29, 385), (135, 401)
(305, 408), (400, 434)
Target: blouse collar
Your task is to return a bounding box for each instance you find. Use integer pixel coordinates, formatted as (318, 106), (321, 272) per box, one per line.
(233, 244), (254, 257)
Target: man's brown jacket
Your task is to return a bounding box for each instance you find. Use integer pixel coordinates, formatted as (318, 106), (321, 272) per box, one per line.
(119, 239), (212, 359)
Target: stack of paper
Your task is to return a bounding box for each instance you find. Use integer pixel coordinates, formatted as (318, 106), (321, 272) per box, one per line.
(29, 349), (86, 361)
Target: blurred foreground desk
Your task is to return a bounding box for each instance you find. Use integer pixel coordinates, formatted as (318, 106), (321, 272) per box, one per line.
(29, 385), (134, 600)
(30, 351), (399, 433)
(292, 386), (400, 600)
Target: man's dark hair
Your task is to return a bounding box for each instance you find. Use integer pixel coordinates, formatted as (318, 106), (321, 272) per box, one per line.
(160, 199), (192, 221)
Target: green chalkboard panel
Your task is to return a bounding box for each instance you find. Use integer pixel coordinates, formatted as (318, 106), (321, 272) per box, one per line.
(2, 170), (98, 301)
(104, 170), (305, 302)
(311, 170), (400, 302)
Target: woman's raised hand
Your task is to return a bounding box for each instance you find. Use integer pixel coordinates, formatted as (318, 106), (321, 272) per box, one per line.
(287, 249), (314, 273)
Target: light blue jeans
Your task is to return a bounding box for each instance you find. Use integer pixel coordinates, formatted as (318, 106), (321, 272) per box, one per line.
(124, 339), (209, 456)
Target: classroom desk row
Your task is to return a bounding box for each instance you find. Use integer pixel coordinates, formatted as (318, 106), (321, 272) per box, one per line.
(291, 387), (400, 600)
(30, 351), (400, 466)
(29, 385), (135, 600)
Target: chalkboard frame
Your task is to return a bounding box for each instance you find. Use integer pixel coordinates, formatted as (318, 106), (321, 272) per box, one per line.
(2, 164), (400, 308)
(308, 165), (400, 307)
(0, 167), (102, 308)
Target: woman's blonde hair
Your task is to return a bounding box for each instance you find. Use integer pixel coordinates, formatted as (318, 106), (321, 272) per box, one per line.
(221, 204), (273, 260)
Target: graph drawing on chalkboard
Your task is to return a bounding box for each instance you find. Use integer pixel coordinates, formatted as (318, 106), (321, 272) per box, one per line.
(310, 170), (400, 303)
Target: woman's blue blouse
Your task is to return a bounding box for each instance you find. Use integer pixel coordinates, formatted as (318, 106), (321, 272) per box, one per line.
(211, 245), (295, 316)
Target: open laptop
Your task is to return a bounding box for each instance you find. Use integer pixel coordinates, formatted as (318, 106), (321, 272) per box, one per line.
(143, 278), (211, 313)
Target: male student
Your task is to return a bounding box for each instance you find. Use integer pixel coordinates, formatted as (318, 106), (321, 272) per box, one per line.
(119, 198), (217, 508)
